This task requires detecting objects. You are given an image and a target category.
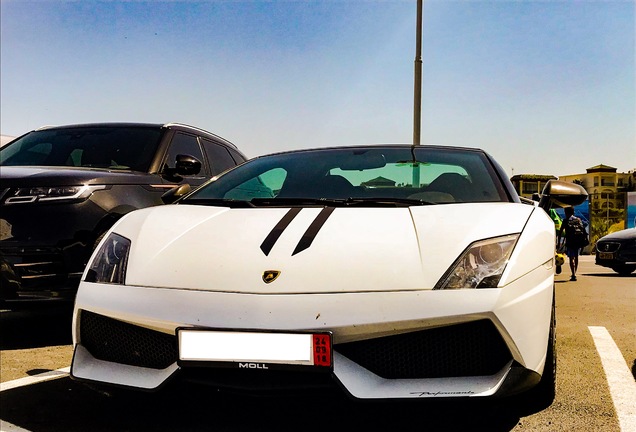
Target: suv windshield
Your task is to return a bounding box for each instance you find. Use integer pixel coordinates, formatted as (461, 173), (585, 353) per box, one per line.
(0, 126), (164, 172)
(184, 146), (509, 206)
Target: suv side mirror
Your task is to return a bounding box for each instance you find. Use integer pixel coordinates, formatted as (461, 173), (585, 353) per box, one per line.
(538, 180), (588, 212)
(175, 154), (202, 176)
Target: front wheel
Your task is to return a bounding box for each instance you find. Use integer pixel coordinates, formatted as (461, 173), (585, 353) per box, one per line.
(513, 300), (556, 415)
(612, 265), (636, 276)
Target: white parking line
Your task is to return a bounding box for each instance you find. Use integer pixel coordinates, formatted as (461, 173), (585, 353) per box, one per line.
(589, 326), (636, 432)
(0, 367), (70, 392)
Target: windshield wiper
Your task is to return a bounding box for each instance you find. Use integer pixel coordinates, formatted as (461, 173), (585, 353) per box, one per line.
(342, 197), (435, 207)
(250, 197), (346, 207)
(250, 197), (435, 207)
(181, 198), (254, 208)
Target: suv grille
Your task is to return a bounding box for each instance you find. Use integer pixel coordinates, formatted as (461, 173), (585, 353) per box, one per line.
(0, 246), (70, 290)
(79, 310), (177, 369)
(335, 320), (511, 379)
(596, 241), (621, 253)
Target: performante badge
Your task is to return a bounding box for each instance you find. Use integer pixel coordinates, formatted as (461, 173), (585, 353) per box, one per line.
(262, 270), (281, 284)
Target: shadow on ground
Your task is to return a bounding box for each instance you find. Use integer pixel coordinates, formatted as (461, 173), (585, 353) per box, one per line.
(582, 272), (636, 278)
(0, 377), (524, 432)
(0, 304), (73, 350)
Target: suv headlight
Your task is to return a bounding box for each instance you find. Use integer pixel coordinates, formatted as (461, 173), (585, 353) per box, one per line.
(85, 233), (131, 285)
(4, 185), (106, 204)
(434, 234), (519, 289)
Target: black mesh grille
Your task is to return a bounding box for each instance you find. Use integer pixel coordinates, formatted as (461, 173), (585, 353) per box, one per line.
(79, 310), (177, 369)
(335, 320), (511, 379)
(596, 241), (621, 253)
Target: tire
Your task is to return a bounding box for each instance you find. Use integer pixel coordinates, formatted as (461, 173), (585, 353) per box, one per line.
(514, 299), (557, 415)
(536, 304), (557, 406)
(612, 266), (636, 276)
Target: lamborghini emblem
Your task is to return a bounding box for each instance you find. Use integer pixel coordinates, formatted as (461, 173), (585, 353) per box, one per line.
(262, 270), (281, 284)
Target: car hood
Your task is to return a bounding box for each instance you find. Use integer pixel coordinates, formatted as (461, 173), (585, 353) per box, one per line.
(110, 202), (549, 294)
(598, 228), (636, 242)
(0, 166), (158, 186)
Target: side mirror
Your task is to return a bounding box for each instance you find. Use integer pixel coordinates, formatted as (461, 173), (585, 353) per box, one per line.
(175, 154), (202, 176)
(161, 183), (191, 204)
(538, 180), (588, 212)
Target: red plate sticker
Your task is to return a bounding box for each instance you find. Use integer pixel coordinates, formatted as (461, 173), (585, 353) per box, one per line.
(313, 334), (332, 367)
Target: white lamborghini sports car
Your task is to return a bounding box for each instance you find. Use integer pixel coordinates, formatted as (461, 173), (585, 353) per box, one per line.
(71, 145), (586, 408)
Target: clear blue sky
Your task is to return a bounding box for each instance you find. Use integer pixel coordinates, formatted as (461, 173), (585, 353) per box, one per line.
(1, 0), (634, 177)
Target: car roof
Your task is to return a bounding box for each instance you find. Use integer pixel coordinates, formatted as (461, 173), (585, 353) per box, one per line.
(251, 144), (488, 159)
(33, 122), (241, 151)
(35, 122), (164, 131)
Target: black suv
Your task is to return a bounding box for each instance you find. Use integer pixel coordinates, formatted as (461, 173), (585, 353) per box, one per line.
(0, 123), (246, 306)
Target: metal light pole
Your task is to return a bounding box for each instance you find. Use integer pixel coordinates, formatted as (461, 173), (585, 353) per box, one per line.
(413, 0), (423, 146)
(412, 0), (423, 187)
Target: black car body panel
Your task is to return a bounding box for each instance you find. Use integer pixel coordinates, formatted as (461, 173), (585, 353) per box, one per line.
(0, 123), (246, 306)
(595, 228), (636, 275)
(0, 166), (161, 185)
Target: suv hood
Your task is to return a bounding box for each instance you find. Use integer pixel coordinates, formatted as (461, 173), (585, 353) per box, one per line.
(598, 228), (636, 241)
(111, 203), (545, 294)
(0, 166), (158, 186)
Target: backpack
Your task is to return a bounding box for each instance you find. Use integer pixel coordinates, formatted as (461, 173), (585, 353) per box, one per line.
(568, 216), (589, 248)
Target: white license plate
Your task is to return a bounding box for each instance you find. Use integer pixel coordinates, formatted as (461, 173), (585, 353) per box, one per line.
(598, 252), (614, 260)
(177, 329), (332, 368)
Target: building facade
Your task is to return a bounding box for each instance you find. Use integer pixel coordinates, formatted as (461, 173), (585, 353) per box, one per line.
(512, 165), (636, 247)
(510, 174), (557, 200)
(559, 165), (633, 234)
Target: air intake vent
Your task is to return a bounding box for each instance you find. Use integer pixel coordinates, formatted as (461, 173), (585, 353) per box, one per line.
(335, 320), (511, 379)
(80, 310), (177, 369)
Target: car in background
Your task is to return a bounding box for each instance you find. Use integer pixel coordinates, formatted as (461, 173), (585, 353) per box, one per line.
(0, 123), (246, 307)
(595, 228), (636, 275)
(71, 145), (587, 412)
(1, 135), (15, 147)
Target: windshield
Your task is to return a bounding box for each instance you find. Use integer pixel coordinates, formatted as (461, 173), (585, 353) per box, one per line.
(184, 146), (509, 206)
(0, 126), (164, 172)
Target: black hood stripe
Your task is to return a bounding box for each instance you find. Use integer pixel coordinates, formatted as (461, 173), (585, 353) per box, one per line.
(292, 207), (336, 256)
(260, 207), (302, 256)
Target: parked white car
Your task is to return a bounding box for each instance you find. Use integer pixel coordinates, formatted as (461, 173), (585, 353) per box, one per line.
(70, 145), (587, 411)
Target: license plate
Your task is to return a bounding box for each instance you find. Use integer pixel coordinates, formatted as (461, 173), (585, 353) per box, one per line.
(177, 329), (332, 370)
(598, 252), (614, 260)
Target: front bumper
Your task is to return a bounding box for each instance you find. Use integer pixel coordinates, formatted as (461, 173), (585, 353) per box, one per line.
(71, 264), (554, 399)
(595, 250), (636, 268)
(0, 199), (108, 304)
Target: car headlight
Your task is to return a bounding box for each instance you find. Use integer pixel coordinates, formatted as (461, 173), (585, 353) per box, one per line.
(84, 233), (131, 284)
(434, 234), (519, 289)
(4, 185), (106, 204)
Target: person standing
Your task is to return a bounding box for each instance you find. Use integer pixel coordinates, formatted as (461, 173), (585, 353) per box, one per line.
(558, 206), (588, 281)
